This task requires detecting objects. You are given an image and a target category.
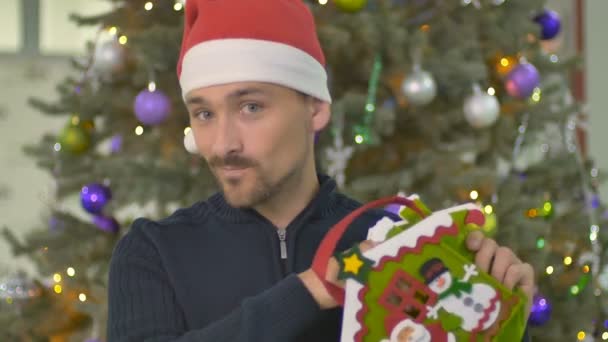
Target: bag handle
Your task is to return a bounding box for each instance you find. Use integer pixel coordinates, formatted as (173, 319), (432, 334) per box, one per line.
(311, 195), (427, 306)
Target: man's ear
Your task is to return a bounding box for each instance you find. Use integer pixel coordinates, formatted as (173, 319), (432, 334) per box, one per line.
(310, 99), (331, 132)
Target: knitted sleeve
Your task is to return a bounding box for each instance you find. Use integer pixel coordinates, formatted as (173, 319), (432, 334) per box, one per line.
(107, 219), (323, 342)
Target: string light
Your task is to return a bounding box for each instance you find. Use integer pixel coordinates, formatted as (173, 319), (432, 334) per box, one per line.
(53, 143), (61, 152)
(148, 82), (156, 92)
(108, 26), (118, 36)
(484, 205), (493, 214)
(318, 0), (328, 4)
(545, 266), (554, 275)
(536, 237), (545, 249)
(602, 332), (608, 340)
(550, 54), (559, 63)
(67, 267), (75, 277)
(174, 1), (183, 11)
(53, 284), (62, 294)
(470, 190), (479, 200)
(583, 265), (590, 273)
(577, 331), (586, 340)
(571, 285), (580, 295)
(487, 87), (495, 96)
(354, 135), (364, 144)
(118, 35), (128, 45)
(564, 256), (573, 266)
(135, 126), (144, 136)
(184, 127), (191, 136)
(531, 87), (541, 102)
(79, 293), (87, 302)
(53, 273), (62, 283)
(144, 2), (154, 10)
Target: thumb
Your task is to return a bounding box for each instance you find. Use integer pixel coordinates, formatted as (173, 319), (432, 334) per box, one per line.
(466, 230), (484, 251)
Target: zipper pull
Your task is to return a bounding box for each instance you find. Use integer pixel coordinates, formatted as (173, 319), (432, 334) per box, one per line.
(277, 229), (287, 260)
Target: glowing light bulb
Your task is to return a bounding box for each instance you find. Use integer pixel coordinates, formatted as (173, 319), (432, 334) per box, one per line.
(53, 273), (62, 283)
(67, 267), (75, 277)
(108, 26), (118, 35)
(545, 266), (554, 275)
(79, 293), (87, 302)
(148, 82), (156, 92)
(354, 135), (364, 144)
(484, 205), (493, 214)
(577, 331), (586, 340)
(54, 285), (62, 294)
(487, 87), (495, 96)
(318, 0), (328, 4)
(144, 2), (153, 10)
(174, 2), (183, 11)
(118, 35), (128, 45)
(469, 190), (479, 200)
(564, 256), (573, 266)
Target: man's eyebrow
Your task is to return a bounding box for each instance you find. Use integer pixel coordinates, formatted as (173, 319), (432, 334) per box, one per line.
(185, 87), (268, 107)
(227, 87), (268, 100)
(185, 96), (209, 107)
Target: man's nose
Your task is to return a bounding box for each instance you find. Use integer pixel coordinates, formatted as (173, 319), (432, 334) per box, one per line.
(211, 114), (242, 157)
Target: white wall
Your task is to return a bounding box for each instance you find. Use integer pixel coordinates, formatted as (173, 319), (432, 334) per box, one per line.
(0, 57), (72, 275)
(586, 1), (608, 200)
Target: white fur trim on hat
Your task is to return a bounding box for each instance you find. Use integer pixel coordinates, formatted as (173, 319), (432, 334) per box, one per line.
(179, 38), (331, 103)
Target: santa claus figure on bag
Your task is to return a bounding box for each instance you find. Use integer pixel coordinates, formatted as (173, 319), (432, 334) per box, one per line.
(419, 258), (502, 332)
(381, 317), (455, 342)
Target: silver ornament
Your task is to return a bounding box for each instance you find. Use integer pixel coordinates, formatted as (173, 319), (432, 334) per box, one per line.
(184, 129), (198, 154)
(92, 40), (126, 75)
(463, 85), (500, 129)
(401, 67), (437, 106)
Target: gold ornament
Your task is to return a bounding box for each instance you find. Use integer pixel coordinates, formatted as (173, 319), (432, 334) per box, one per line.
(58, 118), (92, 155)
(333, 0), (367, 13)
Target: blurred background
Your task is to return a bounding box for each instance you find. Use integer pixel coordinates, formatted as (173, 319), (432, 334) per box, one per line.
(1, 0), (607, 341)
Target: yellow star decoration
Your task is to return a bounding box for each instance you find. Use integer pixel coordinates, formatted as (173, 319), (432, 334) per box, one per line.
(343, 253), (365, 275)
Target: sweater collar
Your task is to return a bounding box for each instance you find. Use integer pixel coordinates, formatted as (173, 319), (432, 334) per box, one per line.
(207, 174), (339, 224)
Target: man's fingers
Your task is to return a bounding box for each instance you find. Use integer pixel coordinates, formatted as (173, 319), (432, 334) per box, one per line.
(490, 247), (517, 283)
(475, 238), (498, 273)
(466, 230), (485, 251)
(359, 240), (377, 252)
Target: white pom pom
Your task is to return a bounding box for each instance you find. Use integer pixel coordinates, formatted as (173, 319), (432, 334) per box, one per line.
(184, 129), (198, 154)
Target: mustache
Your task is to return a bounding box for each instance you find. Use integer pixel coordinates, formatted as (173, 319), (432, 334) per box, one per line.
(208, 154), (257, 168)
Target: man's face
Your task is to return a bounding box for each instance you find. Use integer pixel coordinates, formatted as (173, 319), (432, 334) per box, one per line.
(185, 82), (325, 208)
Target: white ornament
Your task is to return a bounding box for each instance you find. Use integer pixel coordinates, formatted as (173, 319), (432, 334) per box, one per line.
(92, 39), (126, 75)
(184, 129), (198, 154)
(463, 84), (500, 129)
(401, 65), (437, 106)
(325, 139), (354, 188)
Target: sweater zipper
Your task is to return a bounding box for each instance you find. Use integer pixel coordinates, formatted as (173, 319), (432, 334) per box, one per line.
(277, 228), (287, 276)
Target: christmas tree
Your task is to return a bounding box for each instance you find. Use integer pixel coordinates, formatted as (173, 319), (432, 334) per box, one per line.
(2, 0), (605, 341)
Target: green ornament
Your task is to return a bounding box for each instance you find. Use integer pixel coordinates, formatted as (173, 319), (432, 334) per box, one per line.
(59, 123), (91, 154)
(333, 0), (367, 13)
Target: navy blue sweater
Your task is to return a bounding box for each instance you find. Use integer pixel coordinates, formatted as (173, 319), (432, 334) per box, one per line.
(107, 175), (529, 341)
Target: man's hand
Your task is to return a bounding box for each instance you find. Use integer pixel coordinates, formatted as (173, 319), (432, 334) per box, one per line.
(299, 240), (377, 310)
(466, 230), (535, 319)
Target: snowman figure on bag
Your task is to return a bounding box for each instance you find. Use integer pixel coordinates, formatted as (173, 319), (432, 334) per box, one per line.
(419, 258), (501, 332)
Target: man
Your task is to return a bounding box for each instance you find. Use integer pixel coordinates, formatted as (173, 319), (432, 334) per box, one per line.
(107, 1), (534, 341)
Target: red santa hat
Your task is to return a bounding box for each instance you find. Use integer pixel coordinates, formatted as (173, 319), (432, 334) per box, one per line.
(177, 0), (331, 103)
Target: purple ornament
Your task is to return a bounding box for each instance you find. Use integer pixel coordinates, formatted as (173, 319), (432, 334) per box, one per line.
(134, 89), (171, 125)
(110, 134), (123, 153)
(80, 183), (112, 214)
(385, 204), (402, 215)
(92, 215), (120, 233)
(49, 216), (65, 233)
(591, 195), (601, 209)
(528, 293), (552, 326)
(505, 63), (540, 99)
(534, 9), (561, 40)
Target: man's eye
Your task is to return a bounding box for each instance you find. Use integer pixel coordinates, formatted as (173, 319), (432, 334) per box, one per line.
(241, 103), (262, 114)
(194, 111), (213, 121)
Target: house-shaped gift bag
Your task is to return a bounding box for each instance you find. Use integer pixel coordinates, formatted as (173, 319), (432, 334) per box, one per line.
(311, 195), (528, 342)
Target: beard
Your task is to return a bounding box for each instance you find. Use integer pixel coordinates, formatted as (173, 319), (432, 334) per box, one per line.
(208, 153), (303, 208)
